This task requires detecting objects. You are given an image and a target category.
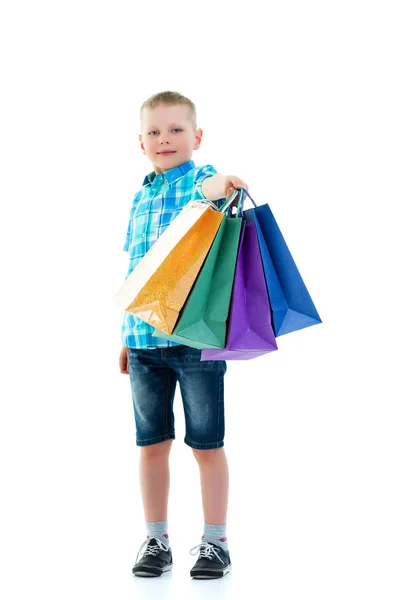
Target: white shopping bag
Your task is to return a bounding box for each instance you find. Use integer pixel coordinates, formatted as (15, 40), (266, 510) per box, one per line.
(112, 200), (224, 334)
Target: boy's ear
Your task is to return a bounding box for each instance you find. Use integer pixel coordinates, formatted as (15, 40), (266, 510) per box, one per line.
(138, 134), (144, 151)
(194, 128), (203, 150)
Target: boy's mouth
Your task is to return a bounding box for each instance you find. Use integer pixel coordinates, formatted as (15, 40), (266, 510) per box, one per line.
(158, 151), (176, 155)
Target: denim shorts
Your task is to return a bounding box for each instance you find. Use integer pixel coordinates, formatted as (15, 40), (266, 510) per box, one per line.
(127, 345), (227, 450)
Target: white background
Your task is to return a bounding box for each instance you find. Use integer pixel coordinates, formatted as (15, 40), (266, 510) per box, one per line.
(1, 1), (399, 598)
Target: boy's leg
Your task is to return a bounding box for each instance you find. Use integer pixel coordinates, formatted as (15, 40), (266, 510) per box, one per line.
(169, 345), (229, 531)
(127, 348), (177, 524)
(192, 447), (229, 524)
(139, 439), (173, 522)
(169, 346), (231, 576)
(133, 439), (174, 577)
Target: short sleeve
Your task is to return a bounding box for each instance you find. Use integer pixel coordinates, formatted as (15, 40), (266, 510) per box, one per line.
(193, 164), (218, 200)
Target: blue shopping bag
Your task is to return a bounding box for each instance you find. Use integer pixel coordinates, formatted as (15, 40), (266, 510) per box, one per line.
(238, 189), (322, 336)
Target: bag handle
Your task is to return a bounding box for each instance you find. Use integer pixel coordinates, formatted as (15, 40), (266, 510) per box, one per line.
(237, 188), (257, 215)
(192, 194), (239, 212)
(193, 198), (220, 210)
(194, 186), (257, 214)
(227, 188), (246, 218)
(219, 187), (257, 214)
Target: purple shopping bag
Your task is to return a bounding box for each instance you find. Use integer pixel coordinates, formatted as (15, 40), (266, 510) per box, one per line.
(201, 219), (278, 361)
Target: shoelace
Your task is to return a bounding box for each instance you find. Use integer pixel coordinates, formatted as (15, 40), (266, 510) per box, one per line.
(135, 537), (169, 565)
(189, 542), (225, 564)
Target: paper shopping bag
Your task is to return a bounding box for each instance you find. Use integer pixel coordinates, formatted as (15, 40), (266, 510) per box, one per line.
(201, 217), (278, 361)
(152, 203), (242, 348)
(241, 189), (322, 336)
(112, 200), (224, 334)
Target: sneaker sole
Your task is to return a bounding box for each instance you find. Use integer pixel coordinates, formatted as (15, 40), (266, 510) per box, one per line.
(132, 563), (173, 577)
(191, 563), (232, 579)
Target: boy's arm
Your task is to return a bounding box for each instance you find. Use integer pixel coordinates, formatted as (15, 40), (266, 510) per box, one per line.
(201, 174), (248, 204)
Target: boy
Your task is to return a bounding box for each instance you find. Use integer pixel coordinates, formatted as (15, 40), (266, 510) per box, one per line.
(119, 90), (248, 579)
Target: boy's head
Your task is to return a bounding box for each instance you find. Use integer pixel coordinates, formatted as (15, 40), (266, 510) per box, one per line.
(139, 91), (203, 174)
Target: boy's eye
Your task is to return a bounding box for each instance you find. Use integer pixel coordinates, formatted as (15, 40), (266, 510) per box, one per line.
(148, 128), (182, 135)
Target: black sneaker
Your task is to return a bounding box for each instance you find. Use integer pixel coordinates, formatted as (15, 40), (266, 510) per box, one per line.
(132, 536), (173, 577)
(189, 541), (232, 579)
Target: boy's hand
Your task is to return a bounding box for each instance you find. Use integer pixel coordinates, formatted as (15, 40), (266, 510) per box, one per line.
(119, 346), (129, 374)
(224, 176), (248, 207)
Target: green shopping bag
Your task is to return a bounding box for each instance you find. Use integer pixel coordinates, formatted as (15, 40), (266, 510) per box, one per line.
(152, 194), (243, 349)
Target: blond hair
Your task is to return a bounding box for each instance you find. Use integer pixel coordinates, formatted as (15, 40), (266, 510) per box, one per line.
(140, 90), (197, 131)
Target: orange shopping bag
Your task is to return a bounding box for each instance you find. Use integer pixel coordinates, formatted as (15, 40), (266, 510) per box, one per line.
(112, 200), (225, 334)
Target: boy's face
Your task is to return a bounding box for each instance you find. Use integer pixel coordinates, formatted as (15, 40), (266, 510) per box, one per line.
(139, 104), (203, 174)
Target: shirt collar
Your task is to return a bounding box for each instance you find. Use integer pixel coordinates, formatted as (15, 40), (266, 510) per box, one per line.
(142, 160), (195, 187)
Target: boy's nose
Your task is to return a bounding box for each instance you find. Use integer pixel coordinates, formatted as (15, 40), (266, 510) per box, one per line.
(159, 132), (172, 144)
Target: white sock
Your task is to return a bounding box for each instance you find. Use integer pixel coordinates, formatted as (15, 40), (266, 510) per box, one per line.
(202, 523), (228, 552)
(146, 520), (169, 548)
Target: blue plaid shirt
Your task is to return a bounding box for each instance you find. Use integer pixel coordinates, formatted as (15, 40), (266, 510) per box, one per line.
(121, 160), (225, 348)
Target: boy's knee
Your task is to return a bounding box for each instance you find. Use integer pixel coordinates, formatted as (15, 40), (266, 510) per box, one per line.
(192, 447), (221, 461)
(141, 439), (173, 458)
